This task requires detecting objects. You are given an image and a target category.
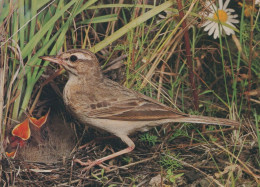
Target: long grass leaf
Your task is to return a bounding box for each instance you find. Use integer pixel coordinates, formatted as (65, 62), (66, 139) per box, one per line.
(90, 1), (174, 53)
(21, 0), (77, 58)
(18, 0), (25, 48)
(78, 14), (118, 24)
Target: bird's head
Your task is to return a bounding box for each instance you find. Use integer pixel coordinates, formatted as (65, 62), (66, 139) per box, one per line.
(39, 49), (103, 80)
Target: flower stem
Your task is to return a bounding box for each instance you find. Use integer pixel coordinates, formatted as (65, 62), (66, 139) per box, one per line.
(176, 0), (199, 110)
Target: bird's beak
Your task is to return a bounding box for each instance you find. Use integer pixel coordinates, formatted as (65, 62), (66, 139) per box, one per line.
(39, 55), (63, 65)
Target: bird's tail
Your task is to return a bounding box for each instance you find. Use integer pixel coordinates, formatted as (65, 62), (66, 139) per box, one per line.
(172, 115), (240, 127)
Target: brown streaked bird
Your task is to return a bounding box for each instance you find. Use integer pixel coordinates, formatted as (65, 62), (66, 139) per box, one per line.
(39, 49), (239, 171)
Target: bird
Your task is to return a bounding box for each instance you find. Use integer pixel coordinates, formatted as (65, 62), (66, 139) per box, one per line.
(39, 49), (239, 171)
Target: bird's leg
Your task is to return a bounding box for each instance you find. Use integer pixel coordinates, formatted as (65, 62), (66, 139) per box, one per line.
(79, 135), (117, 150)
(74, 135), (135, 172)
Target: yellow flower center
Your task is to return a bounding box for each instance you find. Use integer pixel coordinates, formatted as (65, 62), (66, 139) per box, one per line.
(213, 10), (228, 22)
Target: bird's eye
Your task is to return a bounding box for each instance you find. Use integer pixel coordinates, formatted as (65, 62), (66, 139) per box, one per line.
(70, 55), (78, 62)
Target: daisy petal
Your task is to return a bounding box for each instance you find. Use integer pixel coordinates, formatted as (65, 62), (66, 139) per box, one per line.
(209, 2), (217, 12)
(223, 26), (234, 35)
(204, 22), (216, 31)
(227, 22), (237, 28)
(228, 18), (239, 23)
(212, 3), (217, 12)
(202, 20), (212, 27)
(223, 0), (230, 10)
(208, 24), (217, 36)
(223, 27), (231, 35)
(229, 14), (238, 19)
(219, 0), (223, 9)
(213, 28), (220, 39)
(226, 8), (235, 13)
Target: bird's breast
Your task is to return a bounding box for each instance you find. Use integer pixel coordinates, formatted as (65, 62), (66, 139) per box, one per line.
(62, 79), (99, 119)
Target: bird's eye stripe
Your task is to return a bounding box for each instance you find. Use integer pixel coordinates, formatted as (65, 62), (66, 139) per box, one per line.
(72, 53), (93, 60)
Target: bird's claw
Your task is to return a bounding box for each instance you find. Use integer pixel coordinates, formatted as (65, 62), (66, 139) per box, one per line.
(74, 158), (111, 173)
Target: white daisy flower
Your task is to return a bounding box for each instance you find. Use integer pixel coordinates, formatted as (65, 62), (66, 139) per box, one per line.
(201, 0), (239, 39)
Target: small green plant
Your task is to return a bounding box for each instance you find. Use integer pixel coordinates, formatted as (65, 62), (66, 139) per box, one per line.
(169, 129), (188, 142)
(108, 184), (117, 187)
(91, 169), (108, 185)
(140, 133), (159, 146)
(122, 156), (133, 164)
(208, 134), (218, 142)
(126, 176), (139, 187)
(159, 152), (183, 171)
(166, 169), (184, 184)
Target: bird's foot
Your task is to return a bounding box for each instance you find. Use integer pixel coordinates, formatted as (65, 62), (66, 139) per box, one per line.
(74, 158), (111, 173)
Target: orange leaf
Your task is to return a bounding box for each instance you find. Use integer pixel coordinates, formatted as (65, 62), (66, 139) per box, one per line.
(12, 118), (31, 140)
(6, 151), (16, 158)
(29, 109), (50, 128)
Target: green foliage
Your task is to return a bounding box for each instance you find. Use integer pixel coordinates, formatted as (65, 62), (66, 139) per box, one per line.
(1, 1), (178, 134)
(140, 133), (159, 146)
(166, 169), (184, 184)
(159, 152), (183, 171)
(126, 176), (140, 187)
(91, 169), (108, 185)
(1, 0), (105, 124)
(122, 156), (133, 164)
(169, 129), (188, 142)
(108, 184), (117, 187)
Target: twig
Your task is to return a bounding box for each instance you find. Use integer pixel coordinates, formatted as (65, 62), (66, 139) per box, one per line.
(0, 38), (5, 159)
(176, 0), (199, 110)
(212, 141), (260, 184)
(58, 155), (157, 186)
(162, 152), (224, 187)
(29, 68), (64, 114)
(157, 62), (166, 100)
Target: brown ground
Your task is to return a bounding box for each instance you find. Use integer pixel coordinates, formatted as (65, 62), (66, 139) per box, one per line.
(1, 112), (259, 186)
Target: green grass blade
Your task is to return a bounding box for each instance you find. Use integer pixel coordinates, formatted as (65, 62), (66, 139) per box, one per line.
(18, 0), (25, 48)
(90, 0), (174, 53)
(21, 0), (77, 58)
(78, 14), (118, 24)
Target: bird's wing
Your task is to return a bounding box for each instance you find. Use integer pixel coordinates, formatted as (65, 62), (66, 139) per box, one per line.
(87, 97), (188, 121)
